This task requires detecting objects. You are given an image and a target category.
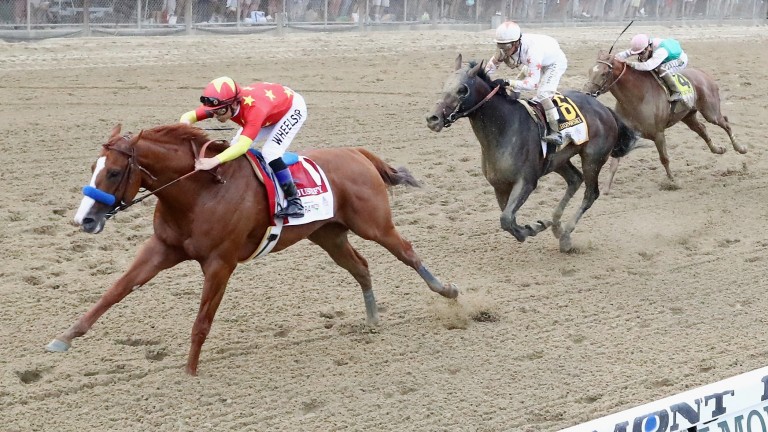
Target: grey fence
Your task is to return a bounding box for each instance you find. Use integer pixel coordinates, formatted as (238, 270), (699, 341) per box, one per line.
(1, 0), (765, 34)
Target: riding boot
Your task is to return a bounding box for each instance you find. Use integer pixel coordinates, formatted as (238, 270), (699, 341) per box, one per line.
(660, 72), (683, 102)
(543, 106), (563, 145)
(269, 158), (305, 219)
(276, 179), (305, 218)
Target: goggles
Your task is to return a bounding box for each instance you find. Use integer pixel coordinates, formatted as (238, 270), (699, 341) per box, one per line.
(200, 96), (234, 108)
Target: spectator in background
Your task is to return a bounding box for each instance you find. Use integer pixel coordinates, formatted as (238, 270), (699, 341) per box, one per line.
(372, 0), (388, 20)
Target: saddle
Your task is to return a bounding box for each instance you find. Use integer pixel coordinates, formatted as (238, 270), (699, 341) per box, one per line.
(517, 94), (590, 149)
(243, 149), (334, 260)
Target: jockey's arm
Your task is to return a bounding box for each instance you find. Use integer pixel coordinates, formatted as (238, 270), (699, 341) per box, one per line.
(630, 47), (668, 71)
(485, 54), (500, 74)
(614, 49), (632, 61)
(511, 54), (542, 92)
(214, 134), (254, 163)
(179, 107), (211, 124)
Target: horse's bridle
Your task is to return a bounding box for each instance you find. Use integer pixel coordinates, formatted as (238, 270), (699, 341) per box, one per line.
(443, 84), (501, 128)
(88, 136), (222, 220)
(587, 59), (628, 97)
(97, 135), (157, 219)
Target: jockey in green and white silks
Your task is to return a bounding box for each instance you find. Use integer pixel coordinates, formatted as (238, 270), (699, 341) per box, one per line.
(616, 34), (690, 106)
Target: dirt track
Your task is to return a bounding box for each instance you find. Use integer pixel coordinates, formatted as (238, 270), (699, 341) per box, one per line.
(1, 24), (767, 431)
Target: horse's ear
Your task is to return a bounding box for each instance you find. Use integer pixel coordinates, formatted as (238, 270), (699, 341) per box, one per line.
(136, 130), (143, 141)
(110, 124), (122, 139)
(454, 54), (463, 71)
(468, 61), (483, 77)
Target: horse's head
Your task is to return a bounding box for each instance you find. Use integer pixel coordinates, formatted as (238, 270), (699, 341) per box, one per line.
(426, 54), (498, 132)
(74, 124), (146, 233)
(584, 50), (624, 97)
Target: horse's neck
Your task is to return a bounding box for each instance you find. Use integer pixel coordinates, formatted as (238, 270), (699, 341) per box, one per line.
(471, 98), (537, 154)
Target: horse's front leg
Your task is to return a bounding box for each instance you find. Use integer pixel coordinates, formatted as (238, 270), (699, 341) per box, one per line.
(46, 236), (185, 353)
(186, 256), (237, 376)
(551, 161), (583, 239)
(497, 181), (551, 242)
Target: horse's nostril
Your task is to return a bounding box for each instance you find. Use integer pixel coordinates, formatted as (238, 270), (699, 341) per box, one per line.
(427, 115), (439, 123)
(82, 217), (94, 226)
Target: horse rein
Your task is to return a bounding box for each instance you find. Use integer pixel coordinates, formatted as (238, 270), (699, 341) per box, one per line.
(587, 59), (628, 97)
(100, 136), (221, 220)
(444, 84), (501, 128)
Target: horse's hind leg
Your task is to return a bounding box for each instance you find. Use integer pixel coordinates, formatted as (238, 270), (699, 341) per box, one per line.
(551, 161), (583, 240)
(681, 111), (726, 155)
(602, 157), (621, 195)
(347, 218), (459, 300)
(308, 224), (380, 325)
(697, 106), (747, 154)
(46, 236), (185, 353)
(559, 156), (603, 253)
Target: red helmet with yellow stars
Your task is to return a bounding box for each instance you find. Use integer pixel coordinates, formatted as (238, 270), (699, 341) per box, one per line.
(199, 76), (241, 109)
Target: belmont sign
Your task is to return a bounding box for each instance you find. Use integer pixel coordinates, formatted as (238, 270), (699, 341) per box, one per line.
(560, 366), (768, 432)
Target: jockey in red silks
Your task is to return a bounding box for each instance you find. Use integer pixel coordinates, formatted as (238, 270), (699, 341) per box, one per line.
(616, 33), (690, 108)
(180, 76), (307, 218)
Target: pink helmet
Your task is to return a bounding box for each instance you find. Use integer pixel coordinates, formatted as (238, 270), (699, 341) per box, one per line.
(629, 33), (651, 55)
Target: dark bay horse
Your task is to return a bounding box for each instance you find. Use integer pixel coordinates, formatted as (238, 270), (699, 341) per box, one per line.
(46, 123), (458, 375)
(585, 51), (747, 192)
(426, 54), (637, 253)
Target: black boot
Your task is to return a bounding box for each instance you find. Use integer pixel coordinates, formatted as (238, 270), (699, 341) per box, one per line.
(543, 142), (557, 174)
(275, 180), (305, 218)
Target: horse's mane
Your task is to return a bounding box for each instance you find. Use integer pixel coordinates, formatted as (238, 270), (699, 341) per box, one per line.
(142, 123), (212, 146)
(467, 60), (519, 103)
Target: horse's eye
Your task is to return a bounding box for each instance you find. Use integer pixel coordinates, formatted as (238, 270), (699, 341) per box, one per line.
(107, 169), (121, 180)
(457, 84), (469, 98)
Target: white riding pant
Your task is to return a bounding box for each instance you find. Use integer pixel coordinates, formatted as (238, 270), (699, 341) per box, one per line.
(532, 61), (568, 101)
(658, 52), (688, 76)
(230, 92), (308, 164)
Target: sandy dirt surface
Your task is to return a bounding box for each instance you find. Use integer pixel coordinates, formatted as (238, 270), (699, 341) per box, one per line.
(1, 24), (767, 431)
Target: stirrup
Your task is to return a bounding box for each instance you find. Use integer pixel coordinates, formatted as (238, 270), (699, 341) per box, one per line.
(543, 132), (562, 146)
(275, 198), (305, 218)
(668, 93), (683, 102)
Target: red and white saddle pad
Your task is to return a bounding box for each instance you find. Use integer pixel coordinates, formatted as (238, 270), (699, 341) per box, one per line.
(245, 150), (334, 260)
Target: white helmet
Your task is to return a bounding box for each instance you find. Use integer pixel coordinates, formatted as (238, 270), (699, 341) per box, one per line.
(494, 21), (521, 44)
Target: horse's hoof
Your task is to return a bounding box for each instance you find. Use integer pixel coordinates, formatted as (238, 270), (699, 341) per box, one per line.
(45, 338), (71, 352)
(713, 146), (726, 155)
(443, 283), (460, 299)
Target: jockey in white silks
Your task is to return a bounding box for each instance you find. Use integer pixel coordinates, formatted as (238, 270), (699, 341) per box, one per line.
(485, 20), (569, 169)
(616, 33), (690, 108)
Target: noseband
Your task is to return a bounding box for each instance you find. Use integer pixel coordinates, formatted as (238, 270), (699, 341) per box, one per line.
(587, 60), (628, 97)
(444, 84), (501, 128)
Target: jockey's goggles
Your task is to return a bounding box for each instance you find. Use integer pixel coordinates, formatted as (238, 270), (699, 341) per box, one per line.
(211, 106), (229, 116)
(200, 96), (235, 109)
(496, 41), (519, 52)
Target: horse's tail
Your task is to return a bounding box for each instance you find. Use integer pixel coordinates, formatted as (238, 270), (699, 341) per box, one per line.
(355, 148), (422, 188)
(608, 108), (639, 158)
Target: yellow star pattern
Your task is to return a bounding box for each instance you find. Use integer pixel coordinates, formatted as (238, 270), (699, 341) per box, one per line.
(264, 89), (276, 101)
(283, 87), (294, 97)
(264, 121), (272, 126)
(242, 95), (255, 106)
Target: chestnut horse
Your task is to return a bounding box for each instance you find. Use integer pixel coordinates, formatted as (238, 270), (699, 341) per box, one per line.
(585, 51), (747, 192)
(46, 123), (458, 375)
(426, 55), (637, 253)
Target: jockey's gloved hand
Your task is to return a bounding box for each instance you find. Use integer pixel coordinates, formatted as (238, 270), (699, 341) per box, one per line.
(491, 78), (508, 88)
(627, 61), (639, 69)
